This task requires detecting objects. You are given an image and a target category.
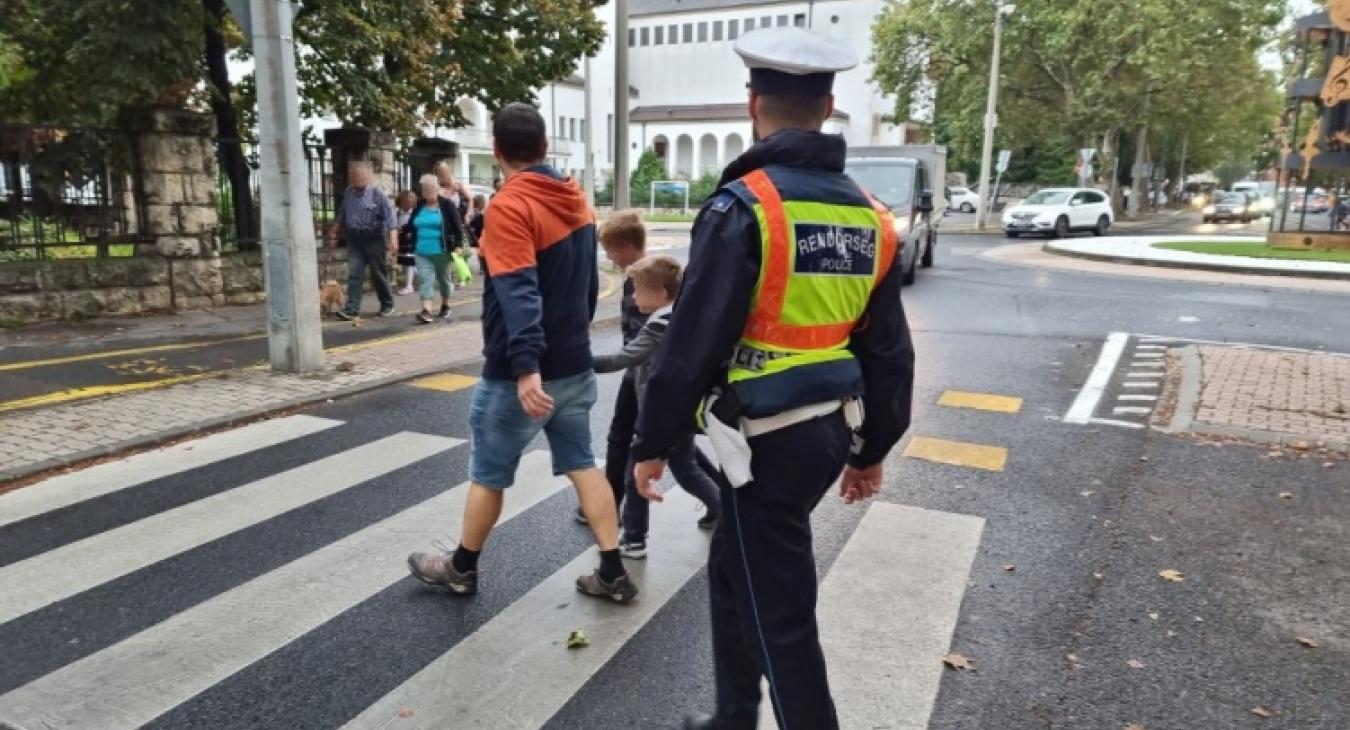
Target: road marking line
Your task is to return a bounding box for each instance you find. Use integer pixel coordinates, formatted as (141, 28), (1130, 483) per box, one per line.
(1089, 417), (1146, 429)
(903, 436), (1008, 472)
(1131, 361), (1166, 368)
(1117, 395), (1158, 402)
(1123, 382), (1160, 389)
(344, 490), (708, 730)
(327, 330), (443, 354)
(1126, 372), (1164, 379)
(0, 452), (561, 730)
(1132, 333), (1350, 358)
(937, 390), (1023, 414)
(1113, 406), (1153, 415)
(0, 433), (460, 626)
(1064, 332), (1129, 424)
(0, 336), (259, 372)
(1135, 345), (1167, 350)
(1133, 352), (1164, 359)
(0, 372), (219, 413)
(410, 373), (479, 392)
(756, 504), (986, 730)
(0, 415), (342, 528)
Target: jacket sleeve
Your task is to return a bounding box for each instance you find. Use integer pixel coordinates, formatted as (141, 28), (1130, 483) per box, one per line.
(847, 256), (915, 468)
(593, 313), (666, 373)
(632, 198), (760, 461)
(441, 198), (466, 249)
(482, 201), (545, 377)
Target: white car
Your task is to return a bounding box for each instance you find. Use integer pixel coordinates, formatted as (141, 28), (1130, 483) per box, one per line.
(948, 186), (979, 214)
(1002, 188), (1114, 238)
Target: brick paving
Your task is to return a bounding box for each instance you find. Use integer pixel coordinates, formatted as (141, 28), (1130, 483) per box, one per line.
(1192, 345), (1350, 447)
(0, 321), (485, 482)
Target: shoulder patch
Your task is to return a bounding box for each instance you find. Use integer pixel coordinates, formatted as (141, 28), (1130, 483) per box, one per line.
(709, 192), (736, 213)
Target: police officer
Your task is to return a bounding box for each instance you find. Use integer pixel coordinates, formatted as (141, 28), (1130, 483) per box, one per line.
(631, 26), (916, 730)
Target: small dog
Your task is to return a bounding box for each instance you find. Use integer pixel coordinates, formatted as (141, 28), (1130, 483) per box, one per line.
(319, 280), (346, 317)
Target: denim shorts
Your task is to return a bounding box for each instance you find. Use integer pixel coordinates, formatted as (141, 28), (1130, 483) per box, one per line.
(469, 371), (598, 489)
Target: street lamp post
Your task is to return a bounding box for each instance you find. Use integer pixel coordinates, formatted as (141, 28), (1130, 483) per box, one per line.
(614, 0), (631, 210)
(974, 2), (1014, 231)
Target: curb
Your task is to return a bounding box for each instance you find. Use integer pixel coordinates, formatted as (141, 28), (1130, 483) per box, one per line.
(1042, 244), (1350, 281)
(1161, 345), (1202, 435)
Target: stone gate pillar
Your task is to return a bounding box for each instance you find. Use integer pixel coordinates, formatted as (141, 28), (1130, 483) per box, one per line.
(324, 128), (398, 197)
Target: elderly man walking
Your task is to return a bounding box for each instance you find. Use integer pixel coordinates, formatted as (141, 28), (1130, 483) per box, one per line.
(327, 160), (399, 320)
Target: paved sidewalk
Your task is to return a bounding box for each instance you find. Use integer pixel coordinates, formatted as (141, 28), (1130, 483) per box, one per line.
(1164, 344), (1350, 450)
(0, 321), (485, 484)
(1046, 235), (1350, 279)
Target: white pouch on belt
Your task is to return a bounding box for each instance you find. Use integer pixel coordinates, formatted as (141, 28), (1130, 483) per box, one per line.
(698, 394), (755, 488)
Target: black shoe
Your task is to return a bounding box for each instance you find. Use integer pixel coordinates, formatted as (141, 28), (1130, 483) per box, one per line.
(377, 306), (396, 317)
(438, 303), (453, 321)
(697, 513), (720, 531)
(334, 310), (356, 321)
(575, 570), (639, 604)
(415, 311), (434, 325)
(619, 539), (647, 560)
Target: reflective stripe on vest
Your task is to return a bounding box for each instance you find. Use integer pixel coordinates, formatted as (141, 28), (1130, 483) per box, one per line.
(730, 169), (898, 383)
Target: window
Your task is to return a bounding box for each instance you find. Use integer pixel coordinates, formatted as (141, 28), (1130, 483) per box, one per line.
(607, 114), (614, 157)
(729, 19), (740, 39)
(762, 16), (772, 29)
(697, 22), (708, 42)
(627, 29), (635, 47)
(743, 17), (754, 32)
(570, 118), (577, 141)
(558, 116), (565, 138)
(793, 13), (806, 27)
(712, 20), (723, 41)
(777, 15), (789, 26)
(668, 24), (678, 43)
(640, 27), (649, 46)
(1086, 191), (1107, 204)
(683, 23), (693, 42)
(654, 26), (663, 44)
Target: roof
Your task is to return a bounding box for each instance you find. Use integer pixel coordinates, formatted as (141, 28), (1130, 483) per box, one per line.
(557, 74), (639, 98)
(630, 102), (848, 123)
(631, 0), (790, 18)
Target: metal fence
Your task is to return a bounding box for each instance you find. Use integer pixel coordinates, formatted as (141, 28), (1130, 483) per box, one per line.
(0, 124), (148, 261)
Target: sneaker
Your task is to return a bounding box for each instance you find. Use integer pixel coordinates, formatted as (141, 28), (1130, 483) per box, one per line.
(415, 311), (434, 325)
(397, 287), (414, 295)
(619, 539), (648, 560)
(334, 310), (356, 321)
(573, 507), (589, 525)
(377, 306), (396, 317)
(407, 550), (478, 596)
(576, 570), (639, 604)
(697, 513), (720, 531)
(438, 304), (453, 321)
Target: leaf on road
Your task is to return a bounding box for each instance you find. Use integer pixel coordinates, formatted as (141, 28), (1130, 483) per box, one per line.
(1158, 569), (1185, 582)
(1002, 564), (1016, 572)
(1139, 456), (1149, 462)
(1080, 490), (1096, 497)
(335, 361), (356, 372)
(942, 653), (975, 671)
(1148, 612), (1160, 621)
(1251, 706), (1275, 718)
(1126, 658), (1146, 669)
(1148, 534), (1164, 542)
(1279, 491), (1294, 500)
(1297, 636), (1319, 648)
(566, 629), (590, 649)
(397, 708), (413, 718)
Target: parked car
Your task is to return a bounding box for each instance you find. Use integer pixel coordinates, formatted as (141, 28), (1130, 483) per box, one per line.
(1291, 190), (1329, 213)
(1202, 192), (1255, 223)
(947, 186), (979, 213)
(844, 146), (945, 285)
(1001, 188), (1114, 238)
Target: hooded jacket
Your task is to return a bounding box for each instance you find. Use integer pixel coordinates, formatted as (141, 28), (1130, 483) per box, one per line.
(479, 165), (599, 381)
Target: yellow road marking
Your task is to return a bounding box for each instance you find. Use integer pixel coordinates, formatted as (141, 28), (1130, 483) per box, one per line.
(0, 336), (258, 373)
(938, 390), (1023, 414)
(903, 436), (1008, 472)
(0, 372), (219, 413)
(326, 330), (442, 354)
(411, 373), (479, 392)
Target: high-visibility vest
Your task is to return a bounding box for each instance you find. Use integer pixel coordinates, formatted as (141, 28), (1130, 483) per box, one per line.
(719, 166), (899, 417)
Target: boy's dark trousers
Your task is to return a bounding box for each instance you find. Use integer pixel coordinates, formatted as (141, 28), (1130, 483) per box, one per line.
(621, 436), (721, 542)
(604, 372), (639, 510)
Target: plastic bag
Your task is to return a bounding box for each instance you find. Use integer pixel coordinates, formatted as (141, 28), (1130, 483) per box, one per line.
(451, 249), (473, 286)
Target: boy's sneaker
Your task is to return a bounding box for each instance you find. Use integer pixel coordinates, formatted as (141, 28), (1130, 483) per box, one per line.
(334, 310), (356, 321)
(697, 513), (720, 531)
(576, 570), (639, 604)
(407, 550), (478, 596)
(377, 306), (396, 317)
(619, 539), (648, 560)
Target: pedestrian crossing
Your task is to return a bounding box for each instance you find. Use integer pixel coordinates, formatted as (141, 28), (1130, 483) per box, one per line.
(0, 413), (987, 730)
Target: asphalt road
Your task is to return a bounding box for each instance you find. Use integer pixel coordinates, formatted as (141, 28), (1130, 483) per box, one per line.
(2, 217), (1348, 729)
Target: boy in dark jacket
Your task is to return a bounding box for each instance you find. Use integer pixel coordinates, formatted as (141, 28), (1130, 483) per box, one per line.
(407, 103), (637, 605)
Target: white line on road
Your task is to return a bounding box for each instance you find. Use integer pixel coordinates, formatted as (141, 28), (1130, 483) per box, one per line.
(1133, 352), (1164, 359)
(1135, 345), (1167, 350)
(1131, 361), (1166, 368)
(0, 452), (559, 730)
(1126, 372), (1165, 379)
(0, 432), (460, 626)
(757, 504), (985, 730)
(1133, 333), (1350, 358)
(1123, 382), (1161, 389)
(1117, 395), (1158, 402)
(344, 490), (709, 730)
(1089, 418), (1146, 429)
(1064, 332), (1129, 425)
(0, 415), (342, 528)
(1113, 407), (1153, 415)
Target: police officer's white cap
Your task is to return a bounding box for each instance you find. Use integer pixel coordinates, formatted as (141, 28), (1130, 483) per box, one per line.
(734, 27), (859, 96)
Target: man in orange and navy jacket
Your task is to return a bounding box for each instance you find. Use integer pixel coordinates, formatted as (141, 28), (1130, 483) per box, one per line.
(406, 103), (640, 605)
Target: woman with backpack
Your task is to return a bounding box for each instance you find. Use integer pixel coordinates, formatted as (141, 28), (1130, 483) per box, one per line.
(401, 174), (466, 324)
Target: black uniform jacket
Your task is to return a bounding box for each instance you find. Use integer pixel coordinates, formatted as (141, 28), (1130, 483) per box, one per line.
(632, 128), (915, 469)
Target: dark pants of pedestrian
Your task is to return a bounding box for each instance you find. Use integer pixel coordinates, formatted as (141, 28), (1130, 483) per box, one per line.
(707, 411), (850, 730)
(604, 372), (639, 510)
(344, 232), (393, 315)
(622, 436), (721, 543)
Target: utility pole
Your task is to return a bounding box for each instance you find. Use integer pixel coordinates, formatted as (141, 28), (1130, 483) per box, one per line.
(614, 0), (631, 209)
(584, 57), (596, 204)
(250, 0), (323, 372)
(974, 2), (1013, 230)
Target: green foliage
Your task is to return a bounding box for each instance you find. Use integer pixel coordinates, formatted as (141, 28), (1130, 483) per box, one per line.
(871, 0), (1284, 183)
(690, 172), (720, 204)
(1154, 241), (1350, 263)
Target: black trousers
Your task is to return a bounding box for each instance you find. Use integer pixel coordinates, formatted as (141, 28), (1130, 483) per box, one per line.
(604, 372), (639, 510)
(708, 411), (851, 730)
(344, 233), (393, 313)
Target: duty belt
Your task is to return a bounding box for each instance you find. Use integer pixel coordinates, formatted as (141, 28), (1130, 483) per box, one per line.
(730, 345), (790, 372)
